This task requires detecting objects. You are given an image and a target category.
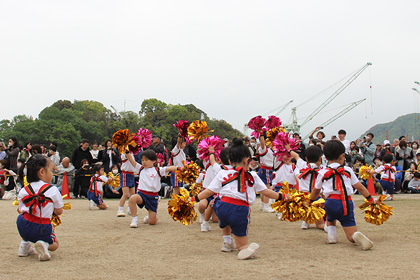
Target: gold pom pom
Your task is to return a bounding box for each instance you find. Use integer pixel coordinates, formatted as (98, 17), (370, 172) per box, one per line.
(188, 120), (213, 142)
(266, 127), (286, 147)
(108, 172), (120, 189)
(359, 164), (374, 180)
(167, 188), (198, 225)
(359, 195), (394, 225)
(112, 129), (136, 154)
(51, 214), (62, 230)
(12, 199), (19, 206)
(176, 161), (200, 185)
(189, 182), (203, 197)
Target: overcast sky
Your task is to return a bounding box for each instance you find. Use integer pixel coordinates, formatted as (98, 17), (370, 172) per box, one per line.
(1, 1), (419, 142)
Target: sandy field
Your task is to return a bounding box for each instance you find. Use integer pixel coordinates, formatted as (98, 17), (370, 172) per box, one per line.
(1, 194), (420, 280)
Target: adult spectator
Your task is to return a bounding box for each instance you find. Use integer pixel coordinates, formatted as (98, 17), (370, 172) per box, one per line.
(293, 133), (306, 160)
(358, 132), (376, 166)
(391, 139), (400, 154)
(48, 145), (60, 167)
(148, 135), (166, 158)
(0, 142), (6, 160)
(308, 126), (326, 145)
(411, 141), (419, 155)
(31, 144), (43, 155)
(56, 157), (75, 192)
(338, 129), (350, 155)
(50, 141), (60, 159)
(90, 141), (100, 164)
(243, 136), (255, 157)
(4, 137), (20, 172)
(249, 137), (257, 156)
(19, 141), (33, 162)
(395, 140), (413, 171)
(71, 140), (93, 169)
(99, 139), (119, 173)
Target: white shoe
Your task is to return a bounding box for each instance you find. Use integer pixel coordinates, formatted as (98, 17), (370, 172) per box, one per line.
(18, 241), (36, 257)
(327, 234), (337, 244)
(301, 221), (309, 230)
(199, 213), (205, 223)
(384, 195), (392, 201)
(143, 216), (149, 224)
(276, 213), (283, 220)
(117, 210), (126, 217)
(130, 219), (139, 228)
(221, 242), (237, 252)
(89, 200), (95, 210)
(201, 222), (211, 232)
(263, 204), (274, 213)
(353, 231), (373, 250)
(35, 241), (51, 261)
(237, 242), (259, 260)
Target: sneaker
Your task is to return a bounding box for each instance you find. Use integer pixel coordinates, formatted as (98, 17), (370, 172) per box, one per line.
(117, 210), (126, 217)
(89, 200), (95, 210)
(353, 231), (373, 250)
(301, 221), (309, 230)
(327, 234), (337, 244)
(35, 241), (51, 261)
(201, 222), (211, 232)
(263, 204), (274, 213)
(18, 241), (36, 257)
(237, 242), (259, 260)
(221, 242), (237, 252)
(199, 213), (205, 223)
(130, 219), (139, 228)
(143, 216), (149, 224)
(384, 195), (392, 201)
(276, 213), (282, 220)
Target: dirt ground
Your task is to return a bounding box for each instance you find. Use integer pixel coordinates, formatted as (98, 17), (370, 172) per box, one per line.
(1, 193), (420, 280)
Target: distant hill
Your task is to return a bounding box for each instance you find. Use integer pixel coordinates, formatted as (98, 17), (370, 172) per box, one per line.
(362, 113), (420, 144)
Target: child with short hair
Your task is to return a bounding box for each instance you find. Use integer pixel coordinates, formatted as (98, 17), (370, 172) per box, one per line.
(16, 155), (64, 261)
(310, 140), (376, 250)
(408, 172), (420, 193)
(373, 154), (396, 201)
(193, 139), (290, 259)
(126, 150), (178, 228)
(289, 145), (325, 230)
(88, 165), (111, 210)
(257, 134), (275, 213)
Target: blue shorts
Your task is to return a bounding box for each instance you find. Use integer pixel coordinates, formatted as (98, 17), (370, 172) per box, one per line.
(257, 168), (273, 185)
(16, 214), (56, 244)
(380, 180), (395, 195)
(273, 183), (296, 193)
(213, 200), (250, 237)
(325, 198), (356, 227)
(170, 172), (183, 188)
(87, 191), (104, 205)
(137, 191), (159, 213)
(120, 173), (136, 188)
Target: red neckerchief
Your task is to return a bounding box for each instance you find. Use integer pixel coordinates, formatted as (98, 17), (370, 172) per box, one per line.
(322, 166), (351, 215)
(298, 164), (319, 192)
(382, 165), (395, 182)
(22, 184), (53, 226)
(222, 167), (255, 193)
(89, 175), (103, 196)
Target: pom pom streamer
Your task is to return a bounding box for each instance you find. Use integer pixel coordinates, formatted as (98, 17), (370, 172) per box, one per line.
(189, 182), (202, 197)
(129, 135), (142, 155)
(359, 195), (394, 225)
(188, 120), (213, 142)
(168, 188), (198, 225)
(108, 172), (120, 190)
(265, 115), (282, 130)
(359, 164), (374, 180)
(136, 128), (152, 149)
(265, 127), (286, 147)
(176, 161), (200, 185)
(112, 129), (135, 154)
(174, 120), (190, 139)
(197, 135), (224, 161)
(156, 153), (165, 166)
(272, 132), (300, 159)
(247, 116), (266, 138)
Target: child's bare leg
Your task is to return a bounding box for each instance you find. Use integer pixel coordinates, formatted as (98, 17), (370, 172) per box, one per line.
(119, 187), (130, 207)
(48, 240), (59, 251)
(172, 186), (180, 195)
(233, 235), (249, 251)
(222, 226), (231, 236)
(147, 210), (158, 225)
(198, 199), (208, 214)
(129, 194), (142, 218)
(98, 203), (108, 210)
(315, 220), (324, 230)
(204, 206), (213, 222)
(343, 225), (358, 243)
(344, 225), (373, 250)
(211, 211), (219, 223)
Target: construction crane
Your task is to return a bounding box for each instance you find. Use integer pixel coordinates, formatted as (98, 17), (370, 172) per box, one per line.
(302, 98), (366, 140)
(286, 62), (372, 134)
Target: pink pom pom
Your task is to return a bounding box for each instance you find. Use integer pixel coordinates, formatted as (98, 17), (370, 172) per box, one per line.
(272, 132), (300, 159)
(136, 128), (152, 149)
(265, 116), (282, 130)
(248, 115), (266, 138)
(197, 135), (225, 161)
(173, 120), (189, 138)
(129, 135), (142, 155)
(156, 153), (165, 165)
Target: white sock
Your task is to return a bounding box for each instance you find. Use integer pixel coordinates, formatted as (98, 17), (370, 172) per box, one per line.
(118, 206), (124, 211)
(127, 206), (130, 212)
(223, 235), (232, 244)
(202, 220), (209, 225)
(328, 225), (337, 236)
(132, 216), (138, 221)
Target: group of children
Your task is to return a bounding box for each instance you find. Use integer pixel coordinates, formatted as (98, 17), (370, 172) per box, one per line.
(16, 135), (394, 261)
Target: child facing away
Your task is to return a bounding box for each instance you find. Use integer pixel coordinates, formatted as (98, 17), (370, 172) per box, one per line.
(372, 154), (396, 201)
(125, 150), (179, 228)
(309, 140), (376, 250)
(289, 145), (326, 230)
(192, 139), (291, 260)
(88, 165), (112, 210)
(408, 172), (420, 193)
(16, 155), (64, 261)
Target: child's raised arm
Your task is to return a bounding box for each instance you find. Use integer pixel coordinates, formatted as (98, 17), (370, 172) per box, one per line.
(125, 152), (137, 167)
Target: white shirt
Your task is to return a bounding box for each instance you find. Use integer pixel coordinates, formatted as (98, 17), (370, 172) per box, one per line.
(258, 146), (274, 168)
(90, 174), (108, 192)
(171, 146), (186, 167)
(272, 162), (297, 186)
(120, 153), (137, 173)
(207, 170), (267, 205)
(196, 171), (205, 184)
(341, 139), (351, 154)
(314, 163), (359, 198)
(134, 163), (169, 193)
(294, 158), (322, 193)
(408, 178), (420, 189)
(375, 164), (396, 181)
(18, 180), (64, 218)
(90, 150), (99, 159)
(202, 160), (215, 188)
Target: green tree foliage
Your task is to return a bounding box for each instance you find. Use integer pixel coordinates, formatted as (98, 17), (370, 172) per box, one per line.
(0, 99), (243, 159)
